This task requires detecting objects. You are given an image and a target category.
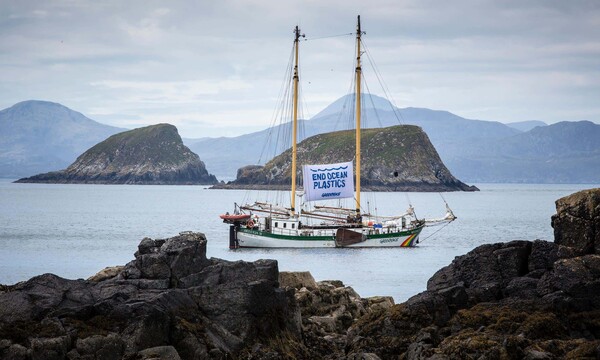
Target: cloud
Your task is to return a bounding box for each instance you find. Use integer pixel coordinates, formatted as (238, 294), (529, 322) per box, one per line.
(90, 79), (252, 101)
(0, 0), (599, 138)
(119, 7), (172, 45)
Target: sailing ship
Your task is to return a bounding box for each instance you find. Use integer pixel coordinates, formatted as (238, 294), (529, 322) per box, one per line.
(220, 16), (456, 248)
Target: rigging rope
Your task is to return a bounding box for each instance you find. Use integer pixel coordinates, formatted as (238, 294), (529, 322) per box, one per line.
(361, 38), (407, 126)
(304, 33), (353, 41)
(420, 221), (452, 242)
(248, 41), (299, 207)
(439, 193), (449, 206)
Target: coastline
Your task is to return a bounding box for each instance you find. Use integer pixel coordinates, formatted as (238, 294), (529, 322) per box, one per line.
(210, 182), (479, 192)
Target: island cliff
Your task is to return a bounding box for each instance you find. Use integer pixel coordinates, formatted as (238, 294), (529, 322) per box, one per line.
(1, 188), (598, 359)
(15, 124), (218, 185)
(215, 125), (477, 192)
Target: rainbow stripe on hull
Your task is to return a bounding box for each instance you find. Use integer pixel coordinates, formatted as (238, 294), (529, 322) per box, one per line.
(400, 233), (419, 247)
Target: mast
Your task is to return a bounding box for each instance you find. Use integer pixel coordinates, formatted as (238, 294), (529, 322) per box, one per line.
(355, 15), (363, 215)
(290, 25), (301, 215)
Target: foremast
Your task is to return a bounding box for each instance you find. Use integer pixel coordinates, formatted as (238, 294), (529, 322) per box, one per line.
(355, 15), (364, 216)
(291, 26), (302, 215)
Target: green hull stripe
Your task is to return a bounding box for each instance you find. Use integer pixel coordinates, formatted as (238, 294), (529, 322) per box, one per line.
(238, 226), (423, 241)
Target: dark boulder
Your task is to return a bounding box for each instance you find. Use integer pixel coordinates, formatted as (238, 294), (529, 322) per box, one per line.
(238, 274), (394, 359)
(0, 232), (300, 359)
(427, 240), (532, 304)
(552, 187), (600, 255)
(346, 188), (600, 359)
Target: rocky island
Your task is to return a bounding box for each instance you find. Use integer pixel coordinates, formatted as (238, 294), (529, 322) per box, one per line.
(214, 125), (477, 192)
(1, 188), (599, 359)
(15, 124), (218, 185)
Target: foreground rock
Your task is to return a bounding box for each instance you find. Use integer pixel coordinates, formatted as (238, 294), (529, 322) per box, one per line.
(2, 188), (599, 359)
(272, 272), (394, 359)
(16, 124), (218, 185)
(344, 188), (600, 359)
(552, 187), (600, 255)
(0, 232), (300, 359)
(238, 187), (600, 358)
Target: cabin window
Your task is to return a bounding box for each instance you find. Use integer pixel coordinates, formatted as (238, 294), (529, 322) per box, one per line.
(275, 222), (278, 228)
(283, 223), (287, 228)
(291, 223), (295, 229)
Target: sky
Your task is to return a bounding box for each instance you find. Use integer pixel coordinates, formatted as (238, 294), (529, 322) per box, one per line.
(1, 0), (599, 138)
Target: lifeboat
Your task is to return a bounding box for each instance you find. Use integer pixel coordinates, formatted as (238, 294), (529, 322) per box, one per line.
(219, 213), (251, 223)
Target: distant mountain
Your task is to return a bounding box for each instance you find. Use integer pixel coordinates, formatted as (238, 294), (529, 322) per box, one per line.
(0, 100), (126, 178)
(187, 94), (522, 180)
(188, 94), (599, 184)
(505, 120), (547, 132)
(5, 98), (597, 184)
(17, 124), (218, 185)
(302, 94), (521, 143)
(219, 125), (476, 192)
(311, 93), (394, 119)
(447, 121), (600, 183)
(187, 93), (405, 179)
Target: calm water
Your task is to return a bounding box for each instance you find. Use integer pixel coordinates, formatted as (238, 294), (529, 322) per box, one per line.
(0, 180), (596, 302)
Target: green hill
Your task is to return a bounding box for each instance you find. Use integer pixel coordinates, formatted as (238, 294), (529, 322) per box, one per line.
(16, 124), (218, 185)
(221, 125), (476, 192)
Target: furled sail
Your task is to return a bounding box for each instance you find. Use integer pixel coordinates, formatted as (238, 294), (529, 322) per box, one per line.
(302, 161), (355, 201)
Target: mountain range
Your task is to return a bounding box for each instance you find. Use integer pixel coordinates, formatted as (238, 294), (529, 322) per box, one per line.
(187, 94), (599, 184)
(1, 98), (599, 184)
(0, 100), (125, 178)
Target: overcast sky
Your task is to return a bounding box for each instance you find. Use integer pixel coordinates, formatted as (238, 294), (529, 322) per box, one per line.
(1, 0), (599, 138)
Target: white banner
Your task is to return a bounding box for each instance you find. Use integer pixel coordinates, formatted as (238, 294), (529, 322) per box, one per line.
(302, 161), (354, 202)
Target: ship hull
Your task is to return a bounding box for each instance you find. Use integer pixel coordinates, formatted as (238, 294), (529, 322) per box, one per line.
(233, 226), (423, 248)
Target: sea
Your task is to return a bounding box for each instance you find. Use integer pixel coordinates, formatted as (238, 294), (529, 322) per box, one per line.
(0, 180), (596, 302)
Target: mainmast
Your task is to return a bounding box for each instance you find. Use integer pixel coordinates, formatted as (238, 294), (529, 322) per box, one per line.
(290, 25), (302, 215)
(355, 15), (363, 216)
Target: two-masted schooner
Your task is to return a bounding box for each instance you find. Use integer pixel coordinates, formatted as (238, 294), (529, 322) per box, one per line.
(220, 16), (456, 248)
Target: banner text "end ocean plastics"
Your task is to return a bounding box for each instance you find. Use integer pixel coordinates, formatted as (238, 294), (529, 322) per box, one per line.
(312, 170), (348, 190)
